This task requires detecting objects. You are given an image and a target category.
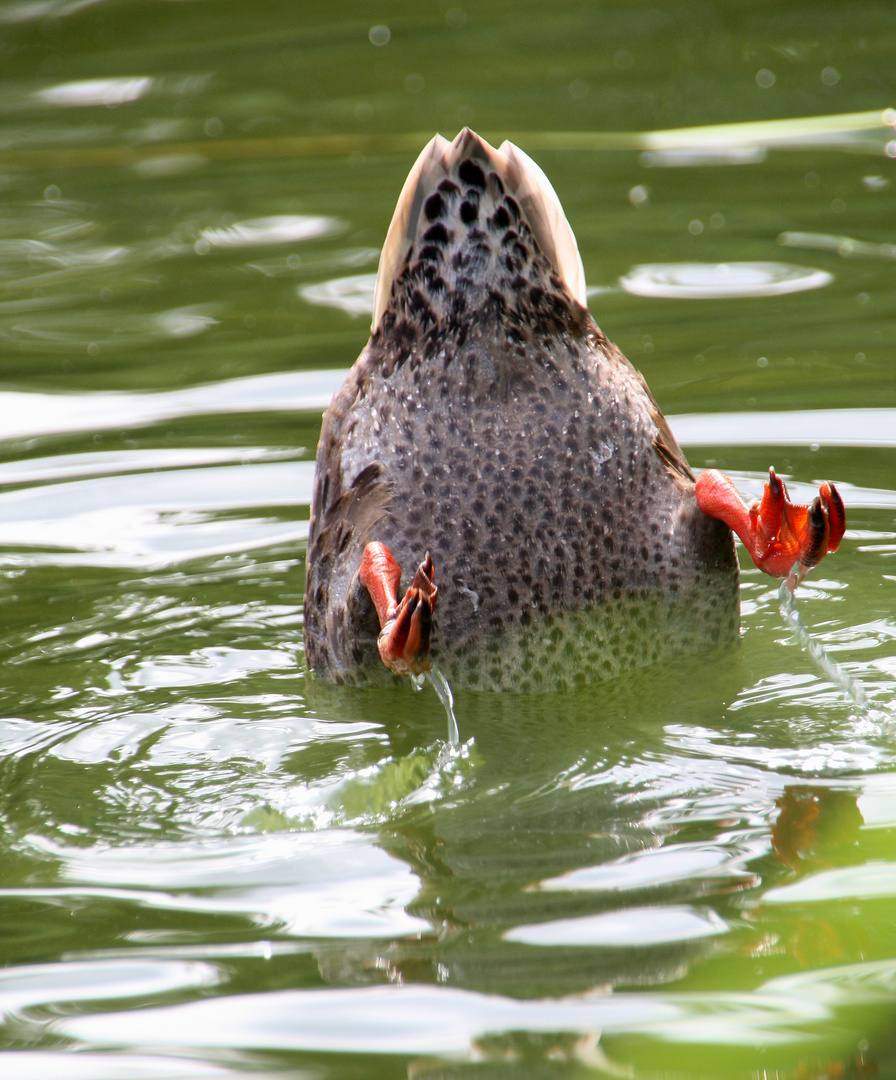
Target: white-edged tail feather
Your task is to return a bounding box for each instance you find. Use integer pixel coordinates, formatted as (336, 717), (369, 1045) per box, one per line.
(372, 129), (587, 332)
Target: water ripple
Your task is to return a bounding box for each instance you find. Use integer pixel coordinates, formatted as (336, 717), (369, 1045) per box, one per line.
(31, 76), (154, 108)
(0, 373), (894, 452)
(0, 459), (312, 567)
(1, 305), (218, 352)
(42, 963), (896, 1057)
(0, 371), (343, 441)
(18, 829), (428, 938)
(505, 905), (728, 946)
(620, 261), (833, 299)
(200, 215), (342, 249)
(299, 272), (377, 317)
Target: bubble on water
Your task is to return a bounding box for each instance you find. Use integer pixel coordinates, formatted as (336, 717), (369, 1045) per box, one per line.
(628, 184), (649, 207)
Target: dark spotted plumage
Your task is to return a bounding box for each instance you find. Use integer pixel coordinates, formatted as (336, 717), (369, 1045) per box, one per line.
(304, 130), (738, 690)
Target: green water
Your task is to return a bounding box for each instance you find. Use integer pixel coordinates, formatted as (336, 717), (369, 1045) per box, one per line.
(1, 2), (895, 1077)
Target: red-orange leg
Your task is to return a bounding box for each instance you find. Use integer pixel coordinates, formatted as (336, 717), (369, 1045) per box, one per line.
(695, 467), (845, 581)
(359, 542), (438, 676)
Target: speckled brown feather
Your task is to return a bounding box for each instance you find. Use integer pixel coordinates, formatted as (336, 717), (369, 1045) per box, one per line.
(304, 130), (738, 689)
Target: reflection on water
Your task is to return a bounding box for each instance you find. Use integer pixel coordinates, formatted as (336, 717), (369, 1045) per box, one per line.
(0, 3), (895, 1077)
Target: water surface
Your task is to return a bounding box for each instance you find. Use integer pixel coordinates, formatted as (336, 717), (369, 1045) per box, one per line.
(1, 3), (896, 1078)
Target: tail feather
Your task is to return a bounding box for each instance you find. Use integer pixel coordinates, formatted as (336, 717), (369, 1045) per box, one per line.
(372, 129), (587, 333)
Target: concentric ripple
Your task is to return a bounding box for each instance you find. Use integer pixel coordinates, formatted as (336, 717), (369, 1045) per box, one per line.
(619, 261), (833, 298)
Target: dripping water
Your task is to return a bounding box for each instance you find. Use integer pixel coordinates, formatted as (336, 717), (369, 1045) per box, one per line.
(419, 667), (460, 747)
(779, 563), (868, 712)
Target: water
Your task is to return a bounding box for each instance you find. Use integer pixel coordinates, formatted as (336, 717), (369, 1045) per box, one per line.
(1, 2), (896, 1077)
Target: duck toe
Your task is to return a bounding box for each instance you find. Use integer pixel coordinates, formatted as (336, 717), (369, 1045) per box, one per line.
(695, 467), (845, 583)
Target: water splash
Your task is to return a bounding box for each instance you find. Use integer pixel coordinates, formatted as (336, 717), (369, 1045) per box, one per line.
(778, 565), (868, 712)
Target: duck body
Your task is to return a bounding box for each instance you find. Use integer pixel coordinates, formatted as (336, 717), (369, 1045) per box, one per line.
(304, 130), (741, 691)
(304, 130), (843, 691)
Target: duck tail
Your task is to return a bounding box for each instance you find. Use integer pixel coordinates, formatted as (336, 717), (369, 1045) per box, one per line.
(372, 129), (587, 333)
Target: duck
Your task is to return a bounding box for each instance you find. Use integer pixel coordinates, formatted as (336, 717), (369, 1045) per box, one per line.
(303, 129), (844, 692)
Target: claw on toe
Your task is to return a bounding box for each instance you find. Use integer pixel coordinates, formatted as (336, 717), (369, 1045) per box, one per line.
(359, 541), (438, 676)
(695, 467), (845, 581)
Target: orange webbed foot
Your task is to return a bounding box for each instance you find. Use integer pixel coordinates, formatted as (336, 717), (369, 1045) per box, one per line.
(695, 467), (845, 582)
(359, 542), (438, 676)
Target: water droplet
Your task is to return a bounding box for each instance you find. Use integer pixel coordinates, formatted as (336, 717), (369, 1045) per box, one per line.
(589, 443), (615, 467)
(628, 184), (649, 207)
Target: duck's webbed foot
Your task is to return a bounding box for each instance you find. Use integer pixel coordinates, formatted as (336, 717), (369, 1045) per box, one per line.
(359, 542), (438, 676)
(695, 467), (846, 582)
